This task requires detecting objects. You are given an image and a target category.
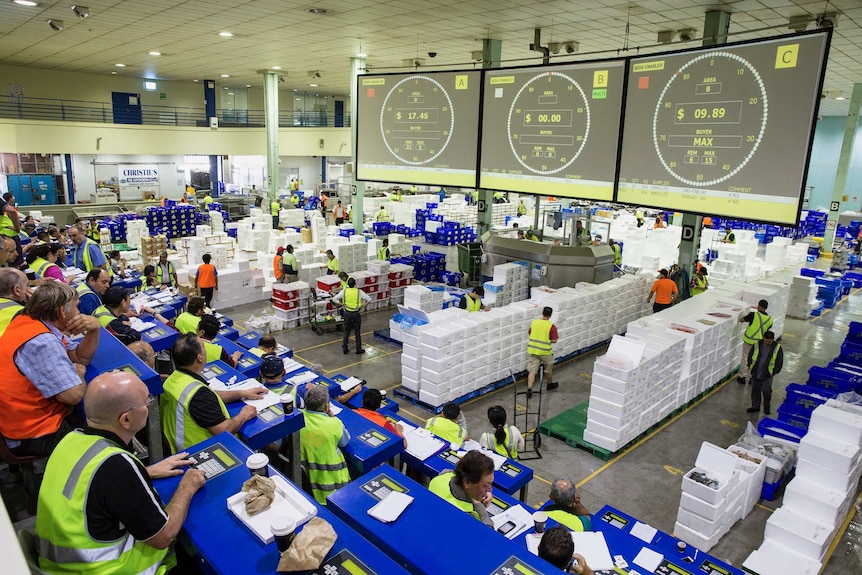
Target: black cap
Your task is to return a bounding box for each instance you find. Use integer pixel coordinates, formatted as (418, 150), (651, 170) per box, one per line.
(103, 286), (130, 307)
(260, 354), (285, 378)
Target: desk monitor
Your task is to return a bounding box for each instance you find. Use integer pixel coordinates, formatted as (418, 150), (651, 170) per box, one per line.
(186, 442), (241, 480)
(617, 30), (830, 225)
(480, 60), (626, 200)
(358, 429), (388, 448)
(500, 462), (522, 478)
(600, 509), (630, 529)
(145, 327), (167, 337)
(360, 474), (407, 501)
(491, 556), (542, 575)
(110, 364), (141, 377)
(312, 549), (377, 575)
(356, 70), (482, 188)
(201, 364), (226, 379)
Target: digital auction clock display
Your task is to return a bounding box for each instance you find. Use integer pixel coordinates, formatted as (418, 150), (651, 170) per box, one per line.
(480, 61), (625, 200)
(356, 71), (481, 187)
(617, 31), (830, 225)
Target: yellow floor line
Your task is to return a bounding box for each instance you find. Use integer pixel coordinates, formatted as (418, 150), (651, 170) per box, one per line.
(821, 493), (862, 572)
(754, 503), (774, 513)
(398, 406), (429, 424)
(532, 474), (552, 486)
(808, 286), (862, 321)
(294, 331), (383, 354)
(320, 349), (402, 373)
(576, 374), (734, 489)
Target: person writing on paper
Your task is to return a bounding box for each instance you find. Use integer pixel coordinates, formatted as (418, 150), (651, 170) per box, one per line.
(300, 384), (351, 504)
(34, 371), (205, 575)
(543, 478), (592, 531)
(428, 450), (495, 527)
(356, 389), (404, 444)
(160, 334), (266, 454)
(538, 526), (594, 574)
(425, 402), (467, 448)
(478, 405), (524, 460)
(196, 313), (242, 368)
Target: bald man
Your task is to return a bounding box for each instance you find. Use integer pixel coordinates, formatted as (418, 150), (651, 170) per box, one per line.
(0, 268), (29, 337)
(129, 340), (168, 382)
(0, 236), (18, 267)
(35, 372), (205, 574)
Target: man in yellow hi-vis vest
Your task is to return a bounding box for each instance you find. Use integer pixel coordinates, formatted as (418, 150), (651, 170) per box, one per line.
(527, 306), (558, 398)
(737, 299), (773, 385)
(332, 278), (371, 355)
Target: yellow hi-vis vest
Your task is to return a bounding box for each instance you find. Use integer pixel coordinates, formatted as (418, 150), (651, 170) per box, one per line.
(160, 370), (229, 454)
(92, 305), (115, 327)
(174, 312), (201, 335)
(612, 244), (621, 265)
(31, 256), (59, 280)
(428, 472), (478, 519)
(300, 410), (350, 504)
(0, 210), (17, 237)
(545, 508), (587, 531)
(327, 257), (339, 274)
(35, 431), (173, 575)
(743, 311), (773, 345)
(271, 200), (280, 216)
(465, 295), (481, 312)
(0, 298), (23, 338)
(481, 426), (518, 459)
(376, 209), (389, 222)
(343, 287), (362, 312)
(528, 318), (554, 356)
(203, 340), (223, 363)
(749, 342), (782, 376)
(78, 238), (113, 277)
(377, 246), (389, 260)
(425, 417), (465, 447)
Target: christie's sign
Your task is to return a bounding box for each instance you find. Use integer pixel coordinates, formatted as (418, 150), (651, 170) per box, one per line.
(119, 165), (160, 186)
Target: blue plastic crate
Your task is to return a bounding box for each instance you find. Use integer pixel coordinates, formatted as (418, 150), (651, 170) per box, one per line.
(761, 475), (786, 501)
(776, 404), (811, 430)
(807, 366), (860, 393)
(757, 417), (807, 443)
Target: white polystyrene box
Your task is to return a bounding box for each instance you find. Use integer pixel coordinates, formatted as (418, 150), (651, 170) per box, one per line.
(764, 507), (833, 561)
(742, 539), (822, 575)
(810, 403), (862, 445)
(419, 343), (450, 361)
(401, 376), (420, 393)
(401, 354), (421, 371)
(673, 520), (725, 553)
(783, 477), (853, 526)
(678, 491), (724, 522)
(797, 430), (861, 475)
(681, 442), (738, 505)
(402, 366), (420, 382)
(796, 456), (862, 493)
(675, 506), (724, 536)
(726, 445), (767, 516)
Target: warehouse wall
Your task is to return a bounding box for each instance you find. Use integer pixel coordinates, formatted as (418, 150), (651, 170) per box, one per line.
(805, 116), (862, 213)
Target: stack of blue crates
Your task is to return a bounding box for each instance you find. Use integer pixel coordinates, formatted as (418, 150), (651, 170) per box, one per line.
(814, 276), (844, 308)
(372, 222), (391, 236)
(411, 252), (447, 282)
(800, 211), (827, 237)
(144, 205), (197, 240)
(338, 227), (355, 238)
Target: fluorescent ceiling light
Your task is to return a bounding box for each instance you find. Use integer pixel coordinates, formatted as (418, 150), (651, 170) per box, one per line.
(114, 63), (126, 67)
(219, 31), (233, 37)
(271, 66), (281, 70)
(309, 83), (318, 87)
(356, 52), (367, 58)
(14, 1), (39, 6)
(220, 74), (230, 78)
(148, 51), (162, 56)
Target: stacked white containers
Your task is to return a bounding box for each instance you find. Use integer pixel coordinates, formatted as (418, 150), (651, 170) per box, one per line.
(483, 262), (529, 307)
(744, 400), (862, 575)
(125, 220), (149, 249)
(271, 281), (311, 327)
(386, 263), (413, 305)
(403, 285), (445, 313)
(786, 275), (819, 319)
(209, 210), (225, 233)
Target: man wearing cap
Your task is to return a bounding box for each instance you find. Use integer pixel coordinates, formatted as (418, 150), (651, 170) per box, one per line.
(273, 247), (285, 283)
(77, 269), (111, 316)
(259, 354), (288, 386)
(646, 268), (678, 313)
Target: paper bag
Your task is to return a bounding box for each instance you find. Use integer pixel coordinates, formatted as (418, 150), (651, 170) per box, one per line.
(242, 475), (275, 515)
(276, 517), (337, 572)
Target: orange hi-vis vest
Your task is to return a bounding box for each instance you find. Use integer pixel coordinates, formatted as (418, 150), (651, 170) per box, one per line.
(274, 254), (284, 280)
(197, 263), (217, 289)
(0, 315), (70, 440)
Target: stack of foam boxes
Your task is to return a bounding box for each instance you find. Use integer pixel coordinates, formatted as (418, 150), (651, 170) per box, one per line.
(353, 270), (388, 310)
(211, 260), (264, 309)
(126, 220), (149, 249)
(483, 262), (529, 307)
(280, 208), (305, 229)
(209, 210), (226, 233)
(387, 233), (408, 258)
(787, 275), (820, 319)
(296, 247), (328, 284)
(327, 239), (368, 274)
(744, 400), (862, 575)
(490, 202), (516, 227)
(403, 285), (444, 314)
(140, 234), (168, 262)
(388, 263), (413, 306)
(674, 441), (765, 552)
(272, 281), (311, 328)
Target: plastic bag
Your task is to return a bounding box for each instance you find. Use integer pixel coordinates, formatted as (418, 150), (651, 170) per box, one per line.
(835, 391), (862, 406)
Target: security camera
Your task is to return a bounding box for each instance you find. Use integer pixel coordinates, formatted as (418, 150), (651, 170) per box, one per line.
(817, 13), (838, 28)
(678, 29), (695, 42)
(427, 52), (437, 58)
(564, 42), (579, 54)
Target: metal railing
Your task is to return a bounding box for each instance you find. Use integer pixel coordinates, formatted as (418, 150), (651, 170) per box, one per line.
(0, 95), (350, 128)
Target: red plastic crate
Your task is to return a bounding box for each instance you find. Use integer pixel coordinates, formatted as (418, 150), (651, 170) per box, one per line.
(273, 299), (300, 311)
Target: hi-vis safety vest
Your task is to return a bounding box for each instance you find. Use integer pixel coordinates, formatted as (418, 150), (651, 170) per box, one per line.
(0, 298), (23, 337)
(528, 318), (554, 356)
(343, 288), (362, 312)
(202, 340), (223, 363)
(482, 426), (518, 459)
(273, 255), (283, 280)
(300, 410), (350, 504)
(465, 295), (481, 312)
(160, 371), (229, 454)
(77, 238), (112, 277)
(271, 201), (280, 216)
(31, 256), (60, 280)
(428, 472), (478, 519)
(377, 246), (389, 260)
(35, 431), (173, 575)
(92, 305), (115, 327)
(425, 417), (465, 447)
(743, 311), (773, 345)
(545, 508), (588, 532)
(749, 342), (782, 376)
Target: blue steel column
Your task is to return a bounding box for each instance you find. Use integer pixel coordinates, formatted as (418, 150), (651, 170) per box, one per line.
(262, 71), (280, 203)
(204, 80), (219, 195)
(350, 56), (366, 232)
(64, 154), (75, 204)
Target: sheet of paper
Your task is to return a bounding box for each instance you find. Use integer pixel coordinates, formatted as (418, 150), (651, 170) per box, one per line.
(404, 428), (446, 460)
(329, 402), (343, 415)
(491, 503), (534, 540)
(630, 521), (658, 544)
(130, 318), (156, 332)
(397, 419), (418, 433)
(208, 378), (279, 411)
(459, 444), (507, 471)
(340, 377), (363, 392)
(633, 547), (663, 573)
(571, 531), (615, 571)
(288, 371), (317, 386)
(367, 491), (414, 523)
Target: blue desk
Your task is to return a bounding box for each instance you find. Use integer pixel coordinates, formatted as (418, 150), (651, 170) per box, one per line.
(201, 359), (246, 384)
(213, 311), (232, 327)
(592, 505), (744, 575)
(152, 433), (410, 575)
(334, 402), (404, 475)
(112, 276), (142, 291)
(84, 328), (165, 461)
(327, 465), (557, 575)
(213, 336), (262, 378)
(217, 325), (239, 341)
(387, 415), (533, 502)
(152, 304), (177, 321)
(236, 330), (262, 349)
(331, 376), (399, 415)
(140, 315), (179, 353)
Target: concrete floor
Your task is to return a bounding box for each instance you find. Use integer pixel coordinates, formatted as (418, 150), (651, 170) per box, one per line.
(3, 264), (861, 573)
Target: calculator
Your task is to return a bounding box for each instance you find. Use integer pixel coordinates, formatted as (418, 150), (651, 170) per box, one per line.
(359, 474), (407, 501)
(358, 430), (387, 447)
(311, 549), (376, 575)
(186, 442), (241, 479)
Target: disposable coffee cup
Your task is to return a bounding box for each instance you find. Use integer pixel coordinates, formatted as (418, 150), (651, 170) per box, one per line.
(271, 517), (296, 553)
(532, 511), (548, 533)
(380, 389), (387, 399)
(281, 394), (294, 415)
(246, 453), (269, 477)
(677, 541), (687, 553)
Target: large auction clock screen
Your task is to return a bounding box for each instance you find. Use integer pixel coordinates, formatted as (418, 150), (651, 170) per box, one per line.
(479, 61), (625, 200)
(355, 71), (481, 187)
(617, 31), (829, 225)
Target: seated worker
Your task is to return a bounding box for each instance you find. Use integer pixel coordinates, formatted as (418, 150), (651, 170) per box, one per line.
(34, 371), (205, 575)
(294, 375), (362, 407)
(95, 286), (171, 344)
(0, 268), (30, 337)
(300, 384), (351, 504)
(325, 250), (340, 275)
(544, 478), (592, 531)
(108, 250), (126, 277)
(142, 265), (158, 288)
(160, 334), (266, 454)
(76, 268), (111, 315)
(175, 295), (206, 334)
(26, 242), (66, 283)
(0, 282), (101, 458)
(538, 526), (593, 574)
(459, 286), (489, 312)
(128, 340), (168, 381)
(428, 450), (495, 527)
(356, 389), (404, 442)
(250, 333), (279, 357)
(425, 402), (467, 448)
(259, 354), (289, 387)
(478, 405), (524, 460)
(196, 313), (242, 368)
